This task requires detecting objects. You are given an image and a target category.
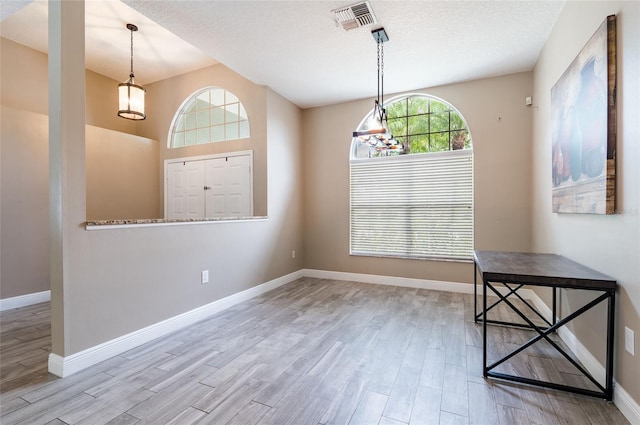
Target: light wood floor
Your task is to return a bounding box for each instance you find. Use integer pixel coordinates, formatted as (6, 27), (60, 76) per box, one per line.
(0, 278), (630, 425)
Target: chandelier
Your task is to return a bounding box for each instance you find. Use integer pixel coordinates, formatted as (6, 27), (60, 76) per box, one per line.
(352, 27), (397, 146)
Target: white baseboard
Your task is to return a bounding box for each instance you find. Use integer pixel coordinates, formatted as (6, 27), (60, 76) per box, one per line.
(614, 382), (640, 425)
(301, 269), (536, 301)
(301, 269), (477, 293)
(0, 290), (50, 311)
(48, 270), (304, 377)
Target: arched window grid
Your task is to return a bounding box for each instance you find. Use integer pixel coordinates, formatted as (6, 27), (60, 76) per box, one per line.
(169, 87), (250, 149)
(352, 93), (472, 159)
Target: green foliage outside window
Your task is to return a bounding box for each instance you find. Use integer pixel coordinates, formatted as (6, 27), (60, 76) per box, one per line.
(386, 96), (471, 154)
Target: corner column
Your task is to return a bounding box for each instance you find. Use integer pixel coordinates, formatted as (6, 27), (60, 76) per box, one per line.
(48, 0), (86, 374)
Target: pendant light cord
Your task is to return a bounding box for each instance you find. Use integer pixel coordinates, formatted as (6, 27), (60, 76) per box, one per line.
(378, 35), (384, 108)
(377, 35), (382, 110)
(129, 27), (135, 79)
(375, 33), (385, 120)
(376, 35), (380, 106)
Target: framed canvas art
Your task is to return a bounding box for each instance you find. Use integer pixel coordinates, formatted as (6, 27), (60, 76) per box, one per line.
(551, 15), (616, 214)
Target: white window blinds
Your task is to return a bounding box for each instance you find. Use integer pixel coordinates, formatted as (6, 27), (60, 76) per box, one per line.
(350, 149), (473, 261)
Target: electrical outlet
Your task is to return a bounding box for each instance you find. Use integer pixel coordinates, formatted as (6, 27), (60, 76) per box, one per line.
(625, 327), (635, 356)
(291, 250), (296, 259)
(201, 270), (209, 285)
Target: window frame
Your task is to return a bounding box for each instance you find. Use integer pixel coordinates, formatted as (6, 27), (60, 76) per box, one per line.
(168, 86), (250, 149)
(350, 93), (474, 262)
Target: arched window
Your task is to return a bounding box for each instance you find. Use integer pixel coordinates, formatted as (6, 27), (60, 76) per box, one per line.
(350, 94), (473, 261)
(169, 87), (250, 148)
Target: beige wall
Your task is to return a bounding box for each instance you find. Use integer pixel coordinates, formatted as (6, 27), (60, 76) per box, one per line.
(0, 108), (160, 297)
(0, 37), (136, 135)
(138, 64), (268, 217)
(86, 126), (160, 220)
(532, 1), (640, 403)
(302, 72), (534, 284)
(1, 38), (49, 116)
(0, 107), (50, 299)
(0, 39), (52, 302)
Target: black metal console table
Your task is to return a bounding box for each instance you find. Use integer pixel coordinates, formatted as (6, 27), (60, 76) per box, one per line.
(473, 250), (616, 400)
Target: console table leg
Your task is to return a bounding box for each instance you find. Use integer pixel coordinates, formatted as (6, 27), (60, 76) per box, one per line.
(482, 278), (488, 378)
(552, 287), (557, 327)
(474, 261), (478, 322)
(605, 290), (615, 401)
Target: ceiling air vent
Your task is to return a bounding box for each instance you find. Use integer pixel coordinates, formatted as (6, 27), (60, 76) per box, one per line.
(332, 1), (377, 31)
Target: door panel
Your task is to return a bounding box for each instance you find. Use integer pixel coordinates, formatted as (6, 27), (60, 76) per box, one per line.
(205, 157), (227, 217)
(167, 161), (205, 219)
(226, 155), (252, 217)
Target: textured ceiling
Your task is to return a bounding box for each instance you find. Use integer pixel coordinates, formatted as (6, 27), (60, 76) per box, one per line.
(1, 0), (565, 109)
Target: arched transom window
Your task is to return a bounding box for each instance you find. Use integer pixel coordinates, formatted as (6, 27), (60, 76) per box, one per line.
(169, 87), (250, 148)
(350, 94), (474, 261)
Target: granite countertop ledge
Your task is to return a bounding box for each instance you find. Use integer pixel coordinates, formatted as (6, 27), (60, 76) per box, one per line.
(85, 216), (268, 228)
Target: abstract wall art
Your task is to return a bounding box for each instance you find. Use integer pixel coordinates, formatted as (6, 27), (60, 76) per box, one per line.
(551, 15), (616, 214)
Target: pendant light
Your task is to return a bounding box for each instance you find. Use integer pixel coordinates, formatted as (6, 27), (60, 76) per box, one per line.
(118, 23), (146, 120)
(352, 27), (396, 145)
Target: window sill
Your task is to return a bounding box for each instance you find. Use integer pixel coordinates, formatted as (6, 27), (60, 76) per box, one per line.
(85, 216), (268, 230)
(350, 252), (473, 264)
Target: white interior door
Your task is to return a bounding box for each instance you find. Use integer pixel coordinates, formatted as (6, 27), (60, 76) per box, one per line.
(166, 161), (205, 219)
(166, 151), (252, 219)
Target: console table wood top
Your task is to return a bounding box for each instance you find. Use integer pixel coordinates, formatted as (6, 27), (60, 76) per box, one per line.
(473, 250), (617, 291)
